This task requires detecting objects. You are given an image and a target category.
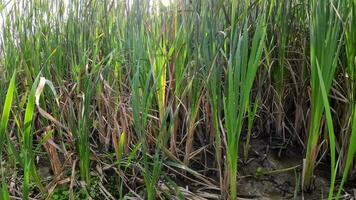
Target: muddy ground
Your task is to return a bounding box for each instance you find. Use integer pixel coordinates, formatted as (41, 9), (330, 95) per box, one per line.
(34, 135), (356, 200)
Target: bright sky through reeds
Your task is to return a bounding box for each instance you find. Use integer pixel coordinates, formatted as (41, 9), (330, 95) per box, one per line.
(160, 0), (171, 6)
(0, 0), (172, 50)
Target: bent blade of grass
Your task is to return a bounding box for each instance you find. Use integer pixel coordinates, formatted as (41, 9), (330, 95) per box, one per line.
(33, 77), (69, 132)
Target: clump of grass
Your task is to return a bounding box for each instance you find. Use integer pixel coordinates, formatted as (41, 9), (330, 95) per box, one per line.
(147, 27), (168, 124)
(131, 67), (157, 200)
(200, 0), (224, 191)
(270, 0), (290, 137)
(183, 75), (203, 166)
(169, 22), (188, 153)
(22, 75), (45, 199)
(2, 0), (356, 199)
(337, 0), (356, 197)
(224, 1), (266, 198)
(303, 0), (342, 195)
(73, 74), (94, 184)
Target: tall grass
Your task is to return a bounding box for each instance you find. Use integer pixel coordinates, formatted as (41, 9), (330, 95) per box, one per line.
(72, 74), (94, 184)
(147, 22), (167, 124)
(303, 0), (342, 193)
(130, 3), (162, 197)
(180, 0), (204, 167)
(0, 72), (16, 200)
(337, 0), (356, 197)
(224, 1), (266, 198)
(271, 0), (290, 136)
(202, 0), (224, 191)
(170, 21), (189, 153)
(1, 0), (356, 199)
(22, 75), (44, 199)
(131, 67), (155, 199)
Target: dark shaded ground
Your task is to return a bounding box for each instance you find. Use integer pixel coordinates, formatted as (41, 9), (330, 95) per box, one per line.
(33, 135), (356, 200)
(235, 138), (356, 200)
(172, 134), (356, 200)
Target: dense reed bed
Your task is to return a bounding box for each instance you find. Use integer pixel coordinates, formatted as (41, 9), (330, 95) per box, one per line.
(0, 0), (355, 199)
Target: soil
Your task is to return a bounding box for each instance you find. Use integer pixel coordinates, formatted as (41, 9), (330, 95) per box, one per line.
(35, 135), (356, 200)
(234, 138), (356, 200)
(172, 135), (356, 200)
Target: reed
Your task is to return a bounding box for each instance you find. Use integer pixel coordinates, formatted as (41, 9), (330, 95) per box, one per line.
(337, 0), (356, 197)
(0, 72), (16, 200)
(224, 1), (266, 198)
(22, 75), (42, 200)
(271, 0), (290, 136)
(1, 0), (356, 199)
(303, 0), (342, 193)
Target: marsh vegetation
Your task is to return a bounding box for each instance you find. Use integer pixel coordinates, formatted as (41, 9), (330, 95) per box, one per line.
(0, 0), (355, 199)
